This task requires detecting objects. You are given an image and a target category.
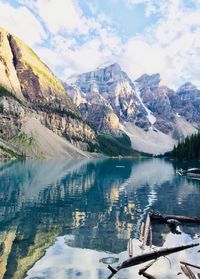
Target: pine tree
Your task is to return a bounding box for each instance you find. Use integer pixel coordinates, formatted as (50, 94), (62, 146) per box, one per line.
(171, 131), (200, 161)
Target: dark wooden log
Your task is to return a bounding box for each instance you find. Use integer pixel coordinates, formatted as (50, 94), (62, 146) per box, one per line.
(180, 261), (200, 270)
(120, 243), (199, 270)
(139, 260), (157, 277)
(139, 221), (145, 242)
(107, 265), (117, 274)
(107, 271), (116, 279)
(149, 225), (153, 248)
(181, 265), (191, 279)
(128, 238), (133, 257)
(150, 211), (200, 224)
(184, 266), (196, 279)
(141, 271), (157, 279)
(142, 214), (151, 248)
(107, 243), (199, 276)
(181, 265), (196, 279)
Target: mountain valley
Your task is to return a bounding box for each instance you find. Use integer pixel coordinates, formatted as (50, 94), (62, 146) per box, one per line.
(0, 26), (199, 158)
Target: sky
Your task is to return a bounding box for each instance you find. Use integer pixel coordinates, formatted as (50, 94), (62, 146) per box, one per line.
(0, 0), (200, 88)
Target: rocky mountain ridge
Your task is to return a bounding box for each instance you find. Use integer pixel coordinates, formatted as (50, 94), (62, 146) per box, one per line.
(0, 25), (198, 157)
(65, 63), (150, 133)
(0, 27), (97, 159)
(66, 63), (198, 154)
(170, 82), (200, 127)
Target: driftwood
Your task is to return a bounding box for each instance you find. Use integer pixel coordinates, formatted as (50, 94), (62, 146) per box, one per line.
(140, 272), (157, 279)
(149, 225), (153, 249)
(181, 265), (196, 279)
(150, 211), (200, 224)
(107, 243), (199, 277)
(180, 261), (200, 270)
(180, 261), (200, 279)
(139, 260), (157, 279)
(128, 238), (133, 257)
(139, 222), (145, 242)
(142, 214), (151, 248)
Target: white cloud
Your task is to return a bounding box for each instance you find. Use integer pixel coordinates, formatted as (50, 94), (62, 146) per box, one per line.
(15, 0), (119, 78)
(1, 0), (200, 89)
(23, 0), (123, 78)
(55, 36), (119, 78)
(126, 0), (166, 16)
(120, 38), (166, 79)
(19, 0), (96, 35)
(46, 0), (200, 89)
(35, 46), (63, 69)
(35, 31), (118, 79)
(0, 0), (47, 46)
(119, 0), (200, 88)
(127, 0), (148, 5)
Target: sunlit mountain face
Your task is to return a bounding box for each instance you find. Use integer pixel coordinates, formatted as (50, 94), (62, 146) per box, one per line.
(0, 158), (199, 279)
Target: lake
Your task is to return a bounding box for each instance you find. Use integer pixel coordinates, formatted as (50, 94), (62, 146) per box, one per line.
(0, 158), (199, 279)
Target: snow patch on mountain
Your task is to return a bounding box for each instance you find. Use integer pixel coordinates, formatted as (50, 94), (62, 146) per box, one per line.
(134, 82), (156, 125)
(121, 122), (176, 155)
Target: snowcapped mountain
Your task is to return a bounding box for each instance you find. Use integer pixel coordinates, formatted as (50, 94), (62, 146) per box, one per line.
(65, 63), (150, 133)
(135, 73), (176, 134)
(64, 63), (198, 154)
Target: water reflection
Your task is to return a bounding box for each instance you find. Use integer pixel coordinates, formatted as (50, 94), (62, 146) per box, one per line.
(26, 233), (199, 279)
(0, 158), (199, 279)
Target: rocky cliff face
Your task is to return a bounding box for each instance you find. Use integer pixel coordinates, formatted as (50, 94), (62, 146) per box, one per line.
(169, 82), (200, 127)
(0, 26), (197, 156)
(0, 27), (97, 157)
(66, 65), (198, 154)
(135, 75), (200, 133)
(135, 73), (176, 134)
(66, 63), (150, 134)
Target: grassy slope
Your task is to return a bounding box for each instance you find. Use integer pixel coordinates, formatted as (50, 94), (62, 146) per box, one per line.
(0, 85), (23, 105)
(14, 36), (65, 94)
(0, 142), (23, 160)
(12, 34), (83, 119)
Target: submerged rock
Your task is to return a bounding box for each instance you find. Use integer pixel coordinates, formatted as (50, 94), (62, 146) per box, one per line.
(99, 257), (119, 264)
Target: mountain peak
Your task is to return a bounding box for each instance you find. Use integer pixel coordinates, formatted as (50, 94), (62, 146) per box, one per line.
(135, 73), (161, 88)
(95, 62), (123, 77)
(0, 25), (97, 157)
(67, 62), (122, 85)
(177, 82), (197, 92)
(96, 62), (121, 71)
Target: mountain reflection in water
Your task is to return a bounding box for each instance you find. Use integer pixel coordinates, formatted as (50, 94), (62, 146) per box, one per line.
(0, 158), (199, 279)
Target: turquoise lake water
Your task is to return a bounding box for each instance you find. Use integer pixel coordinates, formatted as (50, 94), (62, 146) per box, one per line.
(0, 158), (199, 279)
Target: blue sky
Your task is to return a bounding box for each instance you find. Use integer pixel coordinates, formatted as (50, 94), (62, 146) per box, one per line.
(78, 0), (159, 40)
(0, 0), (200, 88)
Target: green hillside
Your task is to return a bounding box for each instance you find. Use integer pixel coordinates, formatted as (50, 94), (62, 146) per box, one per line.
(97, 133), (143, 157)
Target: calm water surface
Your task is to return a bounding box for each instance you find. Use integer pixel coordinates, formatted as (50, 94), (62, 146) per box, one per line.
(0, 158), (199, 279)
